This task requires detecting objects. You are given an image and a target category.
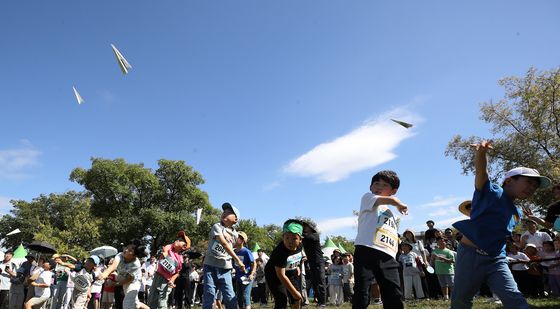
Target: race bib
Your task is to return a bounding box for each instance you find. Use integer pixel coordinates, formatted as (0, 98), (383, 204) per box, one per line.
(211, 240), (228, 256)
(373, 208), (399, 255)
(285, 252), (303, 271)
(159, 256), (177, 274)
(373, 227), (398, 255)
(73, 274), (91, 292)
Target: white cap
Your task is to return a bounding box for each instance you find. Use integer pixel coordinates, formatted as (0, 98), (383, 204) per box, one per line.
(504, 167), (551, 189)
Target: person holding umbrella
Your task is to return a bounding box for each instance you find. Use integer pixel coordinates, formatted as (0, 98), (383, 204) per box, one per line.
(147, 231), (191, 309)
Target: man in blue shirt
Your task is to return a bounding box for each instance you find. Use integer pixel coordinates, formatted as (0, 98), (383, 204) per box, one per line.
(451, 140), (551, 309)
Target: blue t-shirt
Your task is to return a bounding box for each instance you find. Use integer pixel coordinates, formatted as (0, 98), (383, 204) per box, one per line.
(234, 247), (255, 281)
(453, 180), (522, 257)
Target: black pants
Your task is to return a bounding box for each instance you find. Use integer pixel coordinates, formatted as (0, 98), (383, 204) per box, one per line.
(175, 276), (191, 309)
(0, 290), (9, 309)
(343, 283), (353, 302)
(352, 245), (403, 309)
(308, 263), (327, 305)
(254, 282), (268, 304)
(265, 275), (301, 309)
(114, 286), (124, 309)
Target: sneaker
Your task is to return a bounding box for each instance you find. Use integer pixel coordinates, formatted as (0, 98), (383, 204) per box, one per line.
(371, 298), (383, 305)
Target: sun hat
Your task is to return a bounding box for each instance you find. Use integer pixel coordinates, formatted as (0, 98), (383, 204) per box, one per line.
(177, 231), (191, 249)
(504, 167), (551, 189)
(222, 202), (240, 220)
(401, 242), (414, 249)
(237, 231), (248, 242)
(458, 200), (472, 217)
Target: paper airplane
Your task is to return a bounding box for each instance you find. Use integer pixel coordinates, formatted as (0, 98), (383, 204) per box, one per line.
(72, 86), (84, 104)
(391, 119), (413, 129)
(111, 44), (132, 74)
(6, 228), (21, 236)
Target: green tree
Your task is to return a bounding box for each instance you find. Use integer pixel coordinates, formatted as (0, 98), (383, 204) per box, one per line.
(446, 67), (560, 213)
(69, 158), (219, 254)
(0, 191), (101, 258)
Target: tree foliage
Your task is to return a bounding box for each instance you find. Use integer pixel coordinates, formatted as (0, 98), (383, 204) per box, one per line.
(446, 67), (560, 212)
(69, 158), (219, 254)
(0, 191), (101, 258)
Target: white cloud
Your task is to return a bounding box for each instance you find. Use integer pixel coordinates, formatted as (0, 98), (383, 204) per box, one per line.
(420, 195), (465, 208)
(435, 215), (469, 227)
(284, 108), (420, 182)
(317, 216), (358, 234)
(262, 181), (281, 192)
(0, 140), (41, 180)
(428, 206), (458, 217)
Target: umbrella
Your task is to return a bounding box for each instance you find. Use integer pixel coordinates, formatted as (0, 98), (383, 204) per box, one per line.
(90, 246), (118, 258)
(184, 250), (202, 259)
(27, 241), (56, 254)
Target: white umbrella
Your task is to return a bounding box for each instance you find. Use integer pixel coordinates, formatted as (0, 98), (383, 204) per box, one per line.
(90, 245), (118, 258)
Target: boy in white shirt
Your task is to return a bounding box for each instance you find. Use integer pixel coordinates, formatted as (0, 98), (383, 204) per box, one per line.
(352, 170), (408, 309)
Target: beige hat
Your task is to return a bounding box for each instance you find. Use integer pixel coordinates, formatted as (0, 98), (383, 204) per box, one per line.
(458, 200), (472, 217)
(238, 231), (248, 242)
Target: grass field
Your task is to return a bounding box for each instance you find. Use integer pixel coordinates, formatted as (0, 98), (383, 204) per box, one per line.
(250, 297), (560, 308)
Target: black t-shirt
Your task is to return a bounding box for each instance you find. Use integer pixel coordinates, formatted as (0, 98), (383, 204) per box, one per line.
(264, 241), (304, 284)
(302, 232), (323, 266)
(544, 201), (560, 224)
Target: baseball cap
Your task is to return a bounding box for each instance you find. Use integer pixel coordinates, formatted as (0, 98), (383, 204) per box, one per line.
(222, 202), (240, 220)
(504, 167), (551, 189)
(237, 231), (248, 242)
(524, 243), (537, 250)
(89, 255), (100, 266)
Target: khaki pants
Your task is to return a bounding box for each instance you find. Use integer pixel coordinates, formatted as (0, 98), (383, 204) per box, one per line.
(72, 291), (89, 309)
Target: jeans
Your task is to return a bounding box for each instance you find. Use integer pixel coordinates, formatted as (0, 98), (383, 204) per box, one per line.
(451, 243), (529, 309)
(202, 265), (236, 309)
(352, 245), (403, 309)
(235, 279), (253, 308)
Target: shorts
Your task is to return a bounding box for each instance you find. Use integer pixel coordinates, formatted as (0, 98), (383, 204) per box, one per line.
(101, 291), (115, 303)
(26, 296), (49, 307)
(437, 274), (454, 288)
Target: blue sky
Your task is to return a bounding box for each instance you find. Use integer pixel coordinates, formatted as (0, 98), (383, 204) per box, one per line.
(1, 1), (559, 241)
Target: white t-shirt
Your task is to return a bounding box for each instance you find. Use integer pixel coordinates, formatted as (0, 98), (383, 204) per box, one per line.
(521, 231), (552, 250)
(0, 261), (15, 290)
(143, 261), (156, 286)
(507, 252), (530, 271)
(189, 270), (199, 282)
(34, 270), (53, 297)
(355, 192), (400, 257)
(90, 269), (104, 293)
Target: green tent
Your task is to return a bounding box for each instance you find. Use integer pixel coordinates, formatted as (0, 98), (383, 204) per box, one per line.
(337, 243), (347, 254)
(251, 242), (261, 253)
(13, 244), (27, 259)
(322, 237), (339, 258)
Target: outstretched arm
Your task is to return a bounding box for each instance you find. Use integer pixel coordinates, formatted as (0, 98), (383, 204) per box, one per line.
(374, 196), (408, 215)
(472, 140), (493, 191)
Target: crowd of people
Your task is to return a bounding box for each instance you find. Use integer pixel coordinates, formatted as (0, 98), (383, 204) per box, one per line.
(1, 140), (560, 309)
